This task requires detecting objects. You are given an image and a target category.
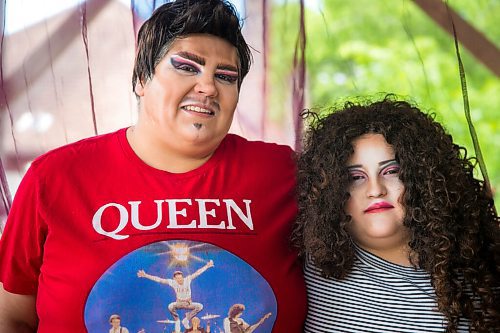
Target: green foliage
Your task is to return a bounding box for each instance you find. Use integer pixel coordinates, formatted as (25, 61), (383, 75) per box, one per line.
(269, 0), (500, 204)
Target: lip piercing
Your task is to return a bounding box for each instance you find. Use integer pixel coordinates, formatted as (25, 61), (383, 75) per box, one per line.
(193, 123), (202, 129)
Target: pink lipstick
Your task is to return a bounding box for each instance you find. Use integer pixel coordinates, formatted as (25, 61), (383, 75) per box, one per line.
(364, 201), (394, 213)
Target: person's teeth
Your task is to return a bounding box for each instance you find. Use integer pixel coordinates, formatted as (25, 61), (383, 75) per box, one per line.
(184, 106), (211, 113)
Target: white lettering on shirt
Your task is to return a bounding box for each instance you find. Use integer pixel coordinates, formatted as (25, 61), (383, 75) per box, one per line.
(92, 198), (253, 240)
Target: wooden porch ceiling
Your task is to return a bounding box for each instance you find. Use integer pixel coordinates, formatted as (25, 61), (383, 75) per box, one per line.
(413, 0), (500, 77)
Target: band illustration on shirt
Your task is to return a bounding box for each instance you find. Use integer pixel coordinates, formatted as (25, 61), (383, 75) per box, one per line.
(84, 240), (277, 333)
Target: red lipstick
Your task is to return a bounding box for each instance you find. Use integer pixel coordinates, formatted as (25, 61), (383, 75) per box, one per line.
(364, 201), (394, 213)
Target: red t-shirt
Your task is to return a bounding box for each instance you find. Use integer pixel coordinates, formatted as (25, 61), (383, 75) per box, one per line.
(0, 129), (306, 332)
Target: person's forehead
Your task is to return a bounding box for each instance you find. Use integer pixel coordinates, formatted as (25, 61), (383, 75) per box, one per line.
(166, 33), (239, 66)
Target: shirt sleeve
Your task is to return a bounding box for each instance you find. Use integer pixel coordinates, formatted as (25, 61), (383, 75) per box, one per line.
(223, 318), (231, 333)
(0, 164), (47, 294)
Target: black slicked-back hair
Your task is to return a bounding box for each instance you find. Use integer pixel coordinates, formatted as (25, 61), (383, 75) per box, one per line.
(132, 0), (252, 93)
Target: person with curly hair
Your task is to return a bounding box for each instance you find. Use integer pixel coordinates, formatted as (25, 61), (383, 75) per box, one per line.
(292, 96), (500, 333)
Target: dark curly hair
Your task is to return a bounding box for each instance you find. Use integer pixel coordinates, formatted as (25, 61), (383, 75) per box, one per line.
(132, 0), (252, 92)
(228, 303), (245, 319)
(292, 95), (500, 332)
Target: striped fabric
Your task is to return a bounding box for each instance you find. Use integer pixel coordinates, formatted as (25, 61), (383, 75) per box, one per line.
(304, 246), (469, 332)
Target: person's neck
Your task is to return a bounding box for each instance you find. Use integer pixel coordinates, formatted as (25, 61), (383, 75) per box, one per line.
(358, 243), (414, 267)
(127, 126), (214, 173)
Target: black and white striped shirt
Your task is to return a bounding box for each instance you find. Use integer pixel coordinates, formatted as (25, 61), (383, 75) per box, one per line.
(304, 246), (469, 332)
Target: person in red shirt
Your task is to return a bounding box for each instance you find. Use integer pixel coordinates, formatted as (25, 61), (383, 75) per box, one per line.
(0, 1), (307, 332)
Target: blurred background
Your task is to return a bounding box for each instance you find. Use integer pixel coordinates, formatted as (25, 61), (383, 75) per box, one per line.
(1, 0), (499, 229)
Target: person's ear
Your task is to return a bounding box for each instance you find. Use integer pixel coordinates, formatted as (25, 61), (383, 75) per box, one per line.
(135, 80), (145, 97)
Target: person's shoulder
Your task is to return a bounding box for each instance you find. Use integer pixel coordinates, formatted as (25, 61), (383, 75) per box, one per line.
(222, 134), (296, 175)
(31, 128), (126, 170)
(224, 134), (294, 157)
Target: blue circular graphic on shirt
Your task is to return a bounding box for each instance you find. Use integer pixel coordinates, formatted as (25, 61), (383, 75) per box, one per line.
(84, 240), (277, 333)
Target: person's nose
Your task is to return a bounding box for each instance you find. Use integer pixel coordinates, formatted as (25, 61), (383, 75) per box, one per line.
(195, 72), (218, 98)
(366, 177), (387, 198)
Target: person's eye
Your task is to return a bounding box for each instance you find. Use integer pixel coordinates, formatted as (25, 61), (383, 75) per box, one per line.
(171, 58), (199, 74)
(215, 73), (239, 84)
(348, 172), (365, 182)
(383, 166), (400, 176)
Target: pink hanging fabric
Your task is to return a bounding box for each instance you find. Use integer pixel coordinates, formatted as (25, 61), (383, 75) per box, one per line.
(0, 157), (11, 232)
(292, 0), (306, 151)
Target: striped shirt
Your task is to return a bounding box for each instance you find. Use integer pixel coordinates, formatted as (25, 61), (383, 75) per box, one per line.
(304, 246), (470, 332)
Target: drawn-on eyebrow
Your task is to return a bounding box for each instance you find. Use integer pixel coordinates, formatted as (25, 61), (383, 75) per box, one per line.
(175, 51), (239, 73)
(217, 63), (239, 73)
(379, 159), (398, 168)
(176, 51), (205, 66)
(347, 159), (398, 170)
